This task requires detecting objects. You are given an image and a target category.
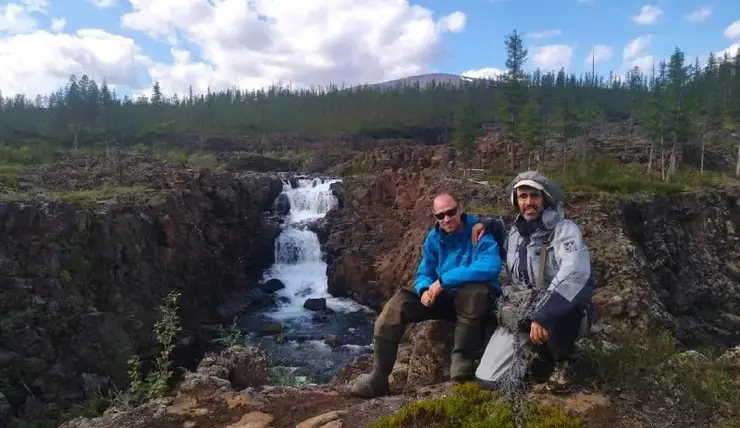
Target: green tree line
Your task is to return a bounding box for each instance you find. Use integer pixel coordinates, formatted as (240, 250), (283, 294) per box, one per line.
(1, 30), (740, 179)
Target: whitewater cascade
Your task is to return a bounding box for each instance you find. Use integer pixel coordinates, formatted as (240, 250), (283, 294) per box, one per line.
(263, 177), (364, 321)
(240, 176), (373, 383)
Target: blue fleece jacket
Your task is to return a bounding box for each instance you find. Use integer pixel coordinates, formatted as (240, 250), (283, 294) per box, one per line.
(414, 213), (502, 296)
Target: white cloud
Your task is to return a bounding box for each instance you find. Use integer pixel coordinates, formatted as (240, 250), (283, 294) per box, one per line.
(120, 0), (468, 96)
(623, 35), (651, 60)
(0, 29), (148, 96)
(717, 43), (740, 59)
(632, 4), (663, 25)
(50, 17), (65, 32)
(585, 44), (612, 65)
(0, 0), (469, 98)
(724, 19), (740, 40)
(0, 0), (146, 97)
(620, 36), (653, 73)
(438, 11), (465, 33)
(0, 0), (48, 34)
(684, 6), (712, 23)
(626, 55), (655, 72)
(0, 2), (39, 33)
(526, 29), (561, 40)
(87, 0), (117, 7)
(19, 0), (49, 13)
(461, 67), (504, 79)
(531, 44), (573, 70)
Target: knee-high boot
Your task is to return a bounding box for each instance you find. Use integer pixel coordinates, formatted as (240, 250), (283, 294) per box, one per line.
(450, 320), (482, 381)
(348, 337), (399, 398)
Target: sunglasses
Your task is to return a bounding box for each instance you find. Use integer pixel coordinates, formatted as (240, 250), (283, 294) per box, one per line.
(434, 205), (458, 220)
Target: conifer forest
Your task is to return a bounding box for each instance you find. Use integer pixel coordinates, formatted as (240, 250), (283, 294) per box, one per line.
(1, 31), (739, 179)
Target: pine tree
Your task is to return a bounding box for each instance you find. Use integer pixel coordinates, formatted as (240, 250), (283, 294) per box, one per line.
(499, 30), (529, 168)
(518, 100), (541, 169)
(453, 91), (479, 154)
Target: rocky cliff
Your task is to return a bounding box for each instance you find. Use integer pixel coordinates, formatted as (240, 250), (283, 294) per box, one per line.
(0, 154), (284, 425)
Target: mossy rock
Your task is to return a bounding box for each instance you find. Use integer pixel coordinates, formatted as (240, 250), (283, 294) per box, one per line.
(370, 382), (583, 428)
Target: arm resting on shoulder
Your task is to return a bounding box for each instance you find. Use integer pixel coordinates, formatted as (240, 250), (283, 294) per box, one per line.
(413, 231), (439, 296)
(532, 220), (595, 331)
(439, 233), (502, 291)
(478, 215), (507, 238)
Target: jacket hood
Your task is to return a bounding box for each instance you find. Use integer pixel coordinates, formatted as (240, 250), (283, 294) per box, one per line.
(506, 171), (565, 229)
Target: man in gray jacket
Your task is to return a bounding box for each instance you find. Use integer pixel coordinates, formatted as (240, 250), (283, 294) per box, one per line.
(472, 171), (595, 393)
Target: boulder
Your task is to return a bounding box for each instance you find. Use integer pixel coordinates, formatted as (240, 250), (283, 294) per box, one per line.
(303, 298), (327, 311)
(222, 345), (271, 390)
(259, 278), (285, 294)
(273, 193), (291, 216)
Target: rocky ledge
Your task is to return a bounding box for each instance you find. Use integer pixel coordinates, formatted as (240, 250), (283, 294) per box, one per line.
(0, 154), (285, 426)
(56, 340), (619, 428)
(59, 336), (740, 428)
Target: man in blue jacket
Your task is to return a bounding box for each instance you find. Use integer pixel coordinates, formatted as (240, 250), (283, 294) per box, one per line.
(349, 192), (503, 398)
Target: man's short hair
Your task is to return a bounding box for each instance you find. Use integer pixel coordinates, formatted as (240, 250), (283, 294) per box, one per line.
(434, 191), (458, 204)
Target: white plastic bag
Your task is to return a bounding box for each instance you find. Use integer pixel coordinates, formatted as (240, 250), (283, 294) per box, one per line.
(475, 327), (529, 389)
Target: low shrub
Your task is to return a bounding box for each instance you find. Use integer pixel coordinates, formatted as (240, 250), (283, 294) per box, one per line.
(370, 382), (583, 428)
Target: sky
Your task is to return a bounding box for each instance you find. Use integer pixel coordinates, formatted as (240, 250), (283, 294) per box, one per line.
(0, 0), (739, 99)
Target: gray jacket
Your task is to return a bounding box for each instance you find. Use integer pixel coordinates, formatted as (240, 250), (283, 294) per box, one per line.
(490, 171), (595, 331)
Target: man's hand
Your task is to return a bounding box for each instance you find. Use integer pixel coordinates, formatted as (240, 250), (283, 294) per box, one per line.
(421, 280), (443, 306)
(428, 280), (443, 299)
(529, 321), (550, 345)
(472, 222), (486, 245)
(421, 290), (433, 306)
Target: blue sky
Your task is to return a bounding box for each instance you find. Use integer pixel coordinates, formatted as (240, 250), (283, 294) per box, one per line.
(419, 0), (740, 76)
(1, 0), (739, 97)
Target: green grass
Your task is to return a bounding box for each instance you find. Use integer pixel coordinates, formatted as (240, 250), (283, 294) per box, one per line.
(542, 157), (686, 196)
(0, 144), (58, 165)
(0, 164), (23, 186)
(156, 147), (190, 164)
(53, 185), (156, 208)
(370, 382), (583, 428)
(483, 156), (739, 197)
(580, 331), (740, 425)
(186, 152), (222, 170)
(148, 147), (224, 170)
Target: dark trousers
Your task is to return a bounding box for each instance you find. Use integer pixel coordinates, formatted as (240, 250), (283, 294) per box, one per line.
(373, 283), (494, 343)
(530, 307), (585, 362)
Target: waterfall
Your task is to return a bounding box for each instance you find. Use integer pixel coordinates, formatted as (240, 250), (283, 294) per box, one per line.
(263, 177), (364, 321)
(240, 176), (373, 383)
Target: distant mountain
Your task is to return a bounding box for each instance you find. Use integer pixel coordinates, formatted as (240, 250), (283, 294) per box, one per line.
(363, 73), (479, 90)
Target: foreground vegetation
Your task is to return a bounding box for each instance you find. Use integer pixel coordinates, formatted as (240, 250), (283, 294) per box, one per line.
(371, 331), (739, 428)
(581, 331), (739, 427)
(371, 382), (583, 428)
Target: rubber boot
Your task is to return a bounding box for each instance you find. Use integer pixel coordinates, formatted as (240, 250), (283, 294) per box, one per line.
(450, 321), (482, 381)
(349, 338), (398, 398)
